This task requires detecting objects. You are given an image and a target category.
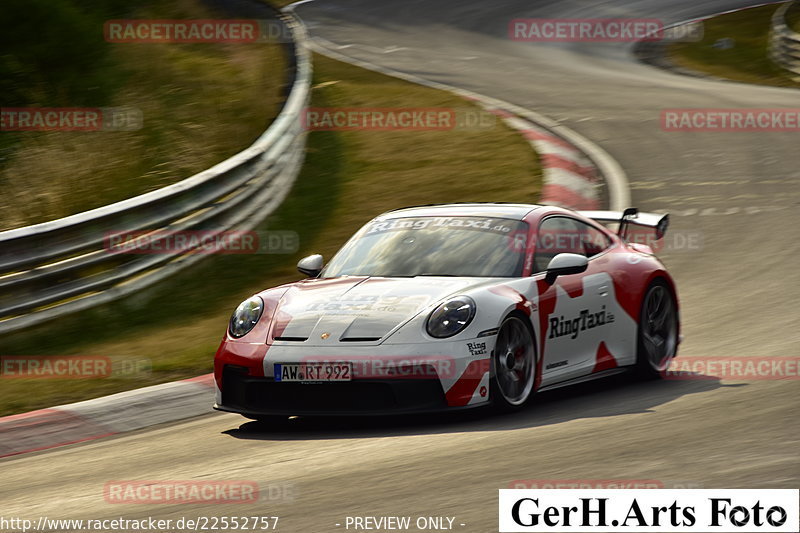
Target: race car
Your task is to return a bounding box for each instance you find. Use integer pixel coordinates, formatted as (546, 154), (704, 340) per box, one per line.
(213, 203), (679, 419)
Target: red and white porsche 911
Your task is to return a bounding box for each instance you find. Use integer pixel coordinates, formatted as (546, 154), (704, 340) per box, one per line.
(214, 203), (679, 419)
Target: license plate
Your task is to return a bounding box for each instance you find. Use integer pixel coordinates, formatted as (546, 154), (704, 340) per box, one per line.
(274, 363), (352, 382)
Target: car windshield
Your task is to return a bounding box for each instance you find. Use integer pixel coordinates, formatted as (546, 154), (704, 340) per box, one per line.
(321, 216), (528, 278)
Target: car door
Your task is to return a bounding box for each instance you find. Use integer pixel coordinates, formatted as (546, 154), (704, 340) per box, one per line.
(534, 216), (610, 385)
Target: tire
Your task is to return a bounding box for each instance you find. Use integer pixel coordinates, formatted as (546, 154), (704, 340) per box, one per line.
(635, 280), (679, 379)
(490, 314), (537, 411)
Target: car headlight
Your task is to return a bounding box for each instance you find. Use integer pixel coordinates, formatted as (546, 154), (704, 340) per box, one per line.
(229, 296), (264, 338)
(426, 296), (476, 338)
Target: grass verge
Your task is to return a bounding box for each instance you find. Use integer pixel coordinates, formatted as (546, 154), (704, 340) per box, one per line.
(667, 3), (800, 88)
(0, 53), (542, 416)
(0, 0), (286, 230)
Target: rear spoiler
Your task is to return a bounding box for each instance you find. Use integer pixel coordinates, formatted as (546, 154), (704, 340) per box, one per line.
(578, 208), (669, 240)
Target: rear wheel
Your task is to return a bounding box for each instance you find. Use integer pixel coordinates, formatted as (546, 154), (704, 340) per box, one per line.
(491, 315), (536, 411)
(636, 281), (678, 378)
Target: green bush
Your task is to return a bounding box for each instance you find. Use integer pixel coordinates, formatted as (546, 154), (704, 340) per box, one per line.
(0, 0), (134, 156)
(785, 1), (800, 32)
(0, 0), (124, 108)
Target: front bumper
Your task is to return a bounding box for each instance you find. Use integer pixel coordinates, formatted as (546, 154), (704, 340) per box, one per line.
(213, 337), (495, 416)
(215, 364), (468, 416)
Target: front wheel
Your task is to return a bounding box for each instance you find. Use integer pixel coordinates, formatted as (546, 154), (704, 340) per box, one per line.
(491, 315), (537, 411)
(636, 281), (678, 379)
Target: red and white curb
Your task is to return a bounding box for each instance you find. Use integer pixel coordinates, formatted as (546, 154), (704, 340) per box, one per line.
(0, 374), (214, 459)
(479, 107), (601, 209)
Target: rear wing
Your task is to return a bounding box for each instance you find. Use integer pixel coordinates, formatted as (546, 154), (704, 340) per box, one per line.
(578, 208), (669, 241)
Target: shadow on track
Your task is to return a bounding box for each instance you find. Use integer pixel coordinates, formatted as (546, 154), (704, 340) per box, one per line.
(222, 371), (735, 441)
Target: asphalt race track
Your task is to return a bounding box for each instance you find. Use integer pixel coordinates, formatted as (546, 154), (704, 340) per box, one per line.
(2, 1), (798, 531)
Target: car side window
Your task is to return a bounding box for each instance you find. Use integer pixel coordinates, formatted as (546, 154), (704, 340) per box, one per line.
(533, 216), (583, 273)
(576, 220), (611, 258)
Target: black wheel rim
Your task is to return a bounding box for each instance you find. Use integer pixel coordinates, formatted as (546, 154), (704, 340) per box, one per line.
(641, 285), (677, 371)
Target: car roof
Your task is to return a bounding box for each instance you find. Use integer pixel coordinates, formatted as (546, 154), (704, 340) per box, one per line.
(377, 203), (544, 221)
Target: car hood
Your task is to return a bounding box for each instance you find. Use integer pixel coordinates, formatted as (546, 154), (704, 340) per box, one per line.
(267, 276), (494, 345)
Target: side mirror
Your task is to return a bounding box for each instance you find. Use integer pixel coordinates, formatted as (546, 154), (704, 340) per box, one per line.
(545, 253), (587, 284)
(297, 254), (324, 277)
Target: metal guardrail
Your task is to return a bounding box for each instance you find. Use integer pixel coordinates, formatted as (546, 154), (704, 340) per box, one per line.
(0, 11), (312, 336)
(770, 1), (800, 75)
